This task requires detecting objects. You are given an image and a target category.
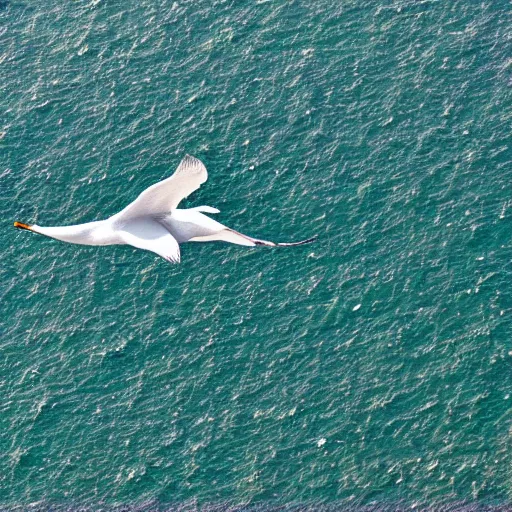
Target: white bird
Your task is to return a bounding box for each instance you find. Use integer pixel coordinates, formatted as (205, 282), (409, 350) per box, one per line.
(14, 155), (316, 263)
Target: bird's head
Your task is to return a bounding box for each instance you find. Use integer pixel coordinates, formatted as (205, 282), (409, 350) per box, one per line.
(14, 221), (33, 231)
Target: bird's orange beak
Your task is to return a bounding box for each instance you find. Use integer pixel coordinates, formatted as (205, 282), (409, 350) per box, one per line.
(14, 221), (32, 231)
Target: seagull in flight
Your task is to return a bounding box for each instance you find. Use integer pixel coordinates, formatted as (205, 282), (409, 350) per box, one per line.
(14, 155), (316, 263)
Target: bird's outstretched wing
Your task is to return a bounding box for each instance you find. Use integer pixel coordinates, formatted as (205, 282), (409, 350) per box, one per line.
(120, 219), (181, 263)
(114, 155), (207, 221)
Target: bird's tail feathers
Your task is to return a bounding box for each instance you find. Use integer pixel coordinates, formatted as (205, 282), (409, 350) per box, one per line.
(190, 206), (220, 214)
(226, 229), (317, 247)
(190, 228), (316, 248)
(252, 236), (317, 247)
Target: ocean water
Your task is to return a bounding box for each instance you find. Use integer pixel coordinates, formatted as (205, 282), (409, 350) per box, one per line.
(1, 0), (511, 509)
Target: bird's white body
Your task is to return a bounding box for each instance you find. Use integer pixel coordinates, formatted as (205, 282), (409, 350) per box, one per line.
(15, 155), (315, 263)
(30, 220), (118, 246)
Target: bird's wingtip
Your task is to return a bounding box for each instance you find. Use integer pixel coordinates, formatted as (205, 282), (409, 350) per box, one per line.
(179, 154), (201, 167)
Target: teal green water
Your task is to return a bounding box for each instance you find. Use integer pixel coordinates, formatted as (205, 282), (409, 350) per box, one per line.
(1, 0), (512, 508)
